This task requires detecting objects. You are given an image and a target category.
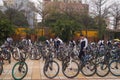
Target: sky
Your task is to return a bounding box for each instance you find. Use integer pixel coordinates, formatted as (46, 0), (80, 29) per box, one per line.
(83, 0), (120, 29)
(0, 0), (3, 6)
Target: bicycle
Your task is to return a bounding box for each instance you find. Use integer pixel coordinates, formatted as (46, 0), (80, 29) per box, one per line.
(0, 47), (4, 75)
(109, 46), (120, 76)
(12, 46), (28, 80)
(1, 46), (11, 64)
(43, 47), (60, 79)
(80, 47), (96, 77)
(62, 47), (80, 78)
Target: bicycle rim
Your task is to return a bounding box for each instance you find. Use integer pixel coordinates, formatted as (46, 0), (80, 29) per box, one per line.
(62, 60), (79, 78)
(43, 60), (59, 79)
(81, 62), (96, 76)
(109, 60), (120, 76)
(12, 62), (28, 80)
(12, 52), (20, 61)
(0, 63), (3, 75)
(96, 62), (109, 77)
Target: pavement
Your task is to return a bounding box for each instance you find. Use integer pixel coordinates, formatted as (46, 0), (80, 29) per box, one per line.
(0, 58), (120, 80)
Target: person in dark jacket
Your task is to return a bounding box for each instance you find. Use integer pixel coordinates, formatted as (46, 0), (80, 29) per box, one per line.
(78, 34), (88, 61)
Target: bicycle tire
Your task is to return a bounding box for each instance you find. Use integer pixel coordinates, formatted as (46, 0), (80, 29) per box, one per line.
(12, 62), (28, 80)
(35, 52), (42, 60)
(0, 63), (3, 75)
(43, 60), (59, 79)
(57, 52), (63, 61)
(62, 60), (80, 78)
(109, 60), (120, 76)
(12, 51), (20, 61)
(96, 62), (109, 77)
(35, 54), (42, 60)
(3, 52), (11, 60)
(80, 61), (96, 76)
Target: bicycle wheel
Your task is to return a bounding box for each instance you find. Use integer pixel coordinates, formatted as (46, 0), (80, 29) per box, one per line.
(12, 51), (20, 61)
(96, 62), (109, 77)
(57, 52), (62, 61)
(3, 52), (11, 60)
(22, 52), (29, 59)
(62, 60), (79, 78)
(80, 61), (96, 76)
(109, 60), (120, 76)
(43, 60), (59, 79)
(35, 52), (42, 60)
(12, 62), (28, 80)
(0, 63), (3, 75)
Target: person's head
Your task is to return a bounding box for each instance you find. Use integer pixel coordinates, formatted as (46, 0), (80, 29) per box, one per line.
(80, 34), (84, 40)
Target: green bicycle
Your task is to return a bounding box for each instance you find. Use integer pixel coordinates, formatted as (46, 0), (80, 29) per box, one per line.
(12, 47), (28, 80)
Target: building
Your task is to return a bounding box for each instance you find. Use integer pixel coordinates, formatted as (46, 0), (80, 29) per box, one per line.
(41, 0), (90, 40)
(43, 0), (89, 15)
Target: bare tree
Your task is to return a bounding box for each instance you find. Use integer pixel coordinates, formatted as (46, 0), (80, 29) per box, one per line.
(109, 2), (120, 30)
(26, 1), (56, 36)
(13, 0), (40, 28)
(3, 0), (25, 11)
(27, 1), (51, 26)
(90, 0), (111, 39)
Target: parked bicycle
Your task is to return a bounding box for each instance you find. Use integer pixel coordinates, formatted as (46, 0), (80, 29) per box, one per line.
(61, 47), (80, 78)
(109, 44), (120, 76)
(80, 52), (96, 76)
(95, 45), (110, 77)
(43, 46), (60, 79)
(12, 46), (28, 80)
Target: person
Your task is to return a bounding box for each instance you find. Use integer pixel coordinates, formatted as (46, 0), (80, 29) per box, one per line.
(107, 39), (112, 48)
(69, 39), (76, 48)
(54, 36), (63, 51)
(78, 34), (88, 61)
(28, 39), (32, 46)
(21, 37), (27, 45)
(98, 39), (104, 47)
(56, 37), (63, 45)
(6, 36), (13, 46)
(45, 39), (50, 47)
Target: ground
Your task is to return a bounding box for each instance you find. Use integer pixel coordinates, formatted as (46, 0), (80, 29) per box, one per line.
(0, 58), (120, 80)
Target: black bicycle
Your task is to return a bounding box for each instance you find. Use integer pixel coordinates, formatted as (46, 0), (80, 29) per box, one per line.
(62, 47), (80, 78)
(109, 47), (120, 76)
(43, 47), (60, 79)
(95, 46), (110, 77)
(80, 50), (96, 77)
